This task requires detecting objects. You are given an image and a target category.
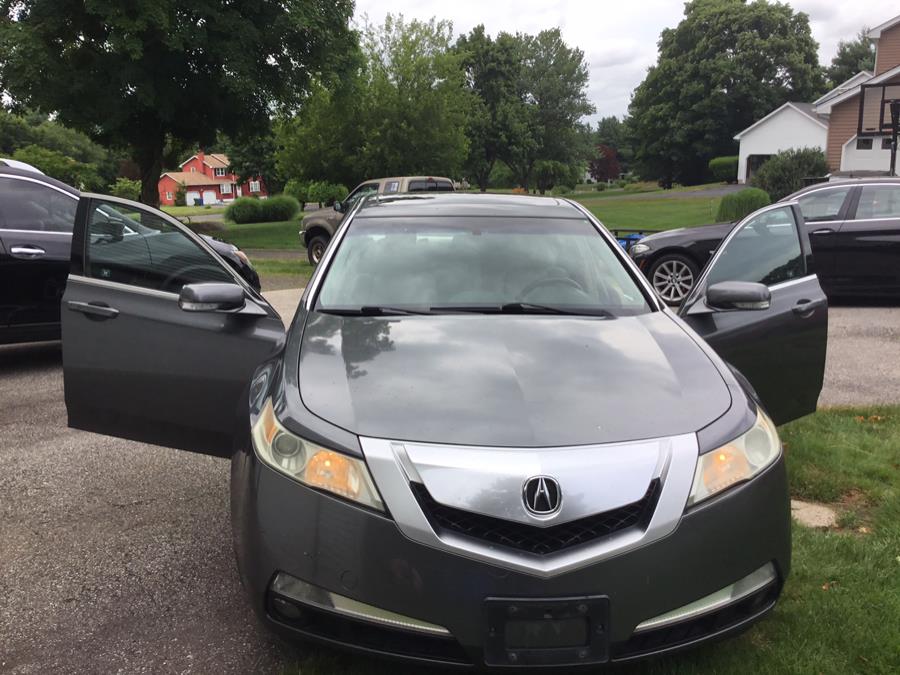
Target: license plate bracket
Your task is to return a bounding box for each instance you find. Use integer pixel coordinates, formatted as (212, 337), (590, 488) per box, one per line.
(483, 595), (609, 666)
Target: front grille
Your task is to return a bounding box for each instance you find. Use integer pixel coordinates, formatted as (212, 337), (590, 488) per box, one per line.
(411, 479), (660, 556)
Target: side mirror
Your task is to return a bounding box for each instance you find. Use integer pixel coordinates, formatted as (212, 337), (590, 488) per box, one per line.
(179, 283), (246, 312)
(333, 201), (345, 213)
(706, 281), (771, 311)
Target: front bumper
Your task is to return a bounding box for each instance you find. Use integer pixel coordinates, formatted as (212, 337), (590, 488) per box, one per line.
(231, 450), (790, 668)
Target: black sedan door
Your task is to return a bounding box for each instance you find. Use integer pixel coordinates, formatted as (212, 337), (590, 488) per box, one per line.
(830, 183), (900, 296)
(62, 194), (285, 457)
(0, 175), (76, 342)
(679, 203), (827, 425)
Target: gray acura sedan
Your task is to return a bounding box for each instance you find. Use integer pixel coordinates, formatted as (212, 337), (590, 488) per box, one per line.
(62, 192), (827, 668)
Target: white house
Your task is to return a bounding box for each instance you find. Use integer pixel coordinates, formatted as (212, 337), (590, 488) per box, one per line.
(734, 103), (829, 183)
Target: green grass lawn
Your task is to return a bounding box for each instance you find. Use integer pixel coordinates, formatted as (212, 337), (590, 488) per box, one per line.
(283, 406), (900, 674)
(252, 258), (314, 291)
(217, 220), (303, 249)
(161, 204), (228, 217)
(576, 196), (722, 232)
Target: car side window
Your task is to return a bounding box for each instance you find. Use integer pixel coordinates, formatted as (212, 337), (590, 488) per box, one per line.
(385, 180), (400, 193)
(855, 185), (900, 220)
(796, 187), (851, 222)
(0, 177), (77, 233)
(86, 198), (234, 293)
(346, 184), (379, 207)
(706, 206), (804, 288)
(407, 179), (453, 192)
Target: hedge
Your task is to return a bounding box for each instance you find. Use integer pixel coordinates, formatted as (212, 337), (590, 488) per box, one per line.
(709, 156), (738, 183)
(225, 195), (300, 224)
(715, 188), (771, 222)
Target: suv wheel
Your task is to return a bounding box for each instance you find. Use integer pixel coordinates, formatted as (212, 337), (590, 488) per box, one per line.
(307, 234), (330, 266)
(648, 254), (699, 305)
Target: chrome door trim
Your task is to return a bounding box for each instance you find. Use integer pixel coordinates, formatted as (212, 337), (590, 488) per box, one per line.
(768, 274), (819, 292)
(67, 273), (179, 300)
(361, 433), (698, 578)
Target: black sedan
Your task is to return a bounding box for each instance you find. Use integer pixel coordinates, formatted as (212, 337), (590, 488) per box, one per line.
(0, 166), (260, 345)
(630, 179), (900, 303)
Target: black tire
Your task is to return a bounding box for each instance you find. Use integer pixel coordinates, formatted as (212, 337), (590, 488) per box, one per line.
(647, 253), (700, 305)
(306, 234), (330, 266)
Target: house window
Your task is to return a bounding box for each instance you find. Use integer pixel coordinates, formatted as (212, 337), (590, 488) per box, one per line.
(220, 183), (232, 194)
(190, 166), (197, 172)
(856, 138), (873, 150)
(165, 191), (173, 201)
(214, 167), (227, 177)
(249, 181), (261, 193)
(883, 138), (894, 150)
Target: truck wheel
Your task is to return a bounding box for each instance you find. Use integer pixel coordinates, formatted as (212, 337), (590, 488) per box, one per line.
(307, 234), (330, 266)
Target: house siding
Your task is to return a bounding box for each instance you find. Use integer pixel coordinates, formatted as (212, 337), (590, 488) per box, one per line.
(157, 152), (269, 205)
(826, 98), (860, 171)
(874, 23), (900, 75)
(735, 106), (827, 183)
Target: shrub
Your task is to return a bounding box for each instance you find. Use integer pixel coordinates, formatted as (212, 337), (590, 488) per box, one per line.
(595, 182), (607, 191)
(283, 179), (309, 205)
(225, 195), (300, 223)
(751, 148), (829, 201)
(174, 182), (187, 206)
(615, 179), (627, 188)
(305, 180), (348, 206)
(709, 156), (739, 183)
(715, 187), (771, 222)
(551, 185), (572, 196)
(108, 177), (141, 200)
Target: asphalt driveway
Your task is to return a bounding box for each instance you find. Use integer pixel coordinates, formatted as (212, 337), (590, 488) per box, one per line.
(1, 300), (898, 673)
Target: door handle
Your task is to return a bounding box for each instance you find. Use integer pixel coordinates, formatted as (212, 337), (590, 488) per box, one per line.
(10, 245), (46, 258)
(792, 298), (824, 317)
(66, 300), (119, 319)
(810, 228), (834, 235)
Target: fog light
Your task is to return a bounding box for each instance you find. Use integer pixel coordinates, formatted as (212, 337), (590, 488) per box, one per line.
(270, 572), (451, 636)
(634, 562), (777, 633)
(271, 596), (304, 621)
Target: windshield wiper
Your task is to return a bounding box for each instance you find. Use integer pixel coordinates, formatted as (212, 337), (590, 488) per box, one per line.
(318, 306), (432, 316)
(430, 303), (614, 317)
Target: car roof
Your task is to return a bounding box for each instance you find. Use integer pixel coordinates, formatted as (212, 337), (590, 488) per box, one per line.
(377, 176), (453, 183)
(0, 166), (79, 196)
(353, 192), (586, 219)
(788, 176), (900, 199)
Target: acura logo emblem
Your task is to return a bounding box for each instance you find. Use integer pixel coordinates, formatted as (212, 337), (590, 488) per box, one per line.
(523, 476), (562, 515)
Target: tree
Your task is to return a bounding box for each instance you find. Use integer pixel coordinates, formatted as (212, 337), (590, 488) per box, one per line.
(108, 177), (142, 200)
(826, 29), (875, 87)
(12, 144), (104, 189)
(589, 145), (621, 182)
(629, 0), (825, 185)
(0, 1), (356, 206)
(219, 131), (284, 194)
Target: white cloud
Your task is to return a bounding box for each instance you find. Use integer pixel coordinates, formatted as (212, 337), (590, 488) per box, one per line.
(354, 0), (899, 123)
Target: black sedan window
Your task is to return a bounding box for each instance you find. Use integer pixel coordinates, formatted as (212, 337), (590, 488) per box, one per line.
(316, 217), (651, 316)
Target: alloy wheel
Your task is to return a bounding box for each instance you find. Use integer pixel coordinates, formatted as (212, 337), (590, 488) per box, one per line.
(652, 259), (695, 304)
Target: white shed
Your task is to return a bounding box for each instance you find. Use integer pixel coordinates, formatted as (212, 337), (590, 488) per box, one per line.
(734, 103), (829, 183)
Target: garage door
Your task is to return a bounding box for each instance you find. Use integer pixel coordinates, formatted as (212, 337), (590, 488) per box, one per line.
(185, 191), (201, 206)
(202, 190), (217, 205)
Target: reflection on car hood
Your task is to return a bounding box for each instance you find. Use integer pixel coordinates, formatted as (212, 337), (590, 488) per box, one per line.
(639, 221), (734, 244)
(297, 312), (731, 447)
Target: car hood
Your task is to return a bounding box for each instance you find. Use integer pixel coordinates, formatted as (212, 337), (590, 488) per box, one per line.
(297, 312), (731, 447)
(639, 221), (734, 245)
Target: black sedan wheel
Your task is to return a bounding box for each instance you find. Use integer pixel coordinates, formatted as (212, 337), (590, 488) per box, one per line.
(649, 254), (699, 305)
(307, 235), (329, 266)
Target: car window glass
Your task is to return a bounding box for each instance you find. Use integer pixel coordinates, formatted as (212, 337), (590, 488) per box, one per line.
(407, 180), (453, 192)
(346, 185), (378, 207)
(796, 187), (850, 222)
(86, 198), (233, 293)
(317, 217), (650, 315)
(855, 185), (900, 219)
(0, 177), (77, 232)
(706, 206), (804, 288)
(385, 181), (400, 193)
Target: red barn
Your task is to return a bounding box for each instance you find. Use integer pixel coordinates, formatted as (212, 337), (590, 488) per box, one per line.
(157, 151), (268, 206)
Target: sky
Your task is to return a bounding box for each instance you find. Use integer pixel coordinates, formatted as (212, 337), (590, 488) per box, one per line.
(354, 0), (899, 124)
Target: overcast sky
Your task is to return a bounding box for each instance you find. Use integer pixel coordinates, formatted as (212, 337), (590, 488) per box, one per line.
(354, 0), (898, 124)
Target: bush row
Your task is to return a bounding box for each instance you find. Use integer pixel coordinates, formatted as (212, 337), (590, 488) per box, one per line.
(225, 195), (300, 224)
(708, 156), (738, 183)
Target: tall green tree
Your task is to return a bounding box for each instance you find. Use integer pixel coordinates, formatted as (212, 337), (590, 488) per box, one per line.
(0, 0), (356, 205)
(826, 29), (875, 87)
(629, 0), (825, 185)
(219, 131), (284, 194)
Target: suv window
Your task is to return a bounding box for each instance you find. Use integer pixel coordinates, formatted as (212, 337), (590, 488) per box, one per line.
(855, 185), (900, 219)
(0, 177), (76, 233)
(407, 179), (453, 192)
(796, 187), (851, 222)
(86, 198), (233, 293)
(706, 206), (804, 288)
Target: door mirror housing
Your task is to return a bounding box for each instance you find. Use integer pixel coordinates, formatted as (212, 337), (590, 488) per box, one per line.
(333, 200), (345, 214)
(179, 283), (246, 312)
(706, 281), (771, 311)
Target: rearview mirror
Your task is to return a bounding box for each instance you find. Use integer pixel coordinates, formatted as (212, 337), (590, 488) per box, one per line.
(333, 200), (345, 213)
(706, 281), (771, 311)
(179, 283), (246, 312)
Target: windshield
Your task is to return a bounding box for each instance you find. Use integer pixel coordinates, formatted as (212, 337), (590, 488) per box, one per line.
(316, 217), (651, 316)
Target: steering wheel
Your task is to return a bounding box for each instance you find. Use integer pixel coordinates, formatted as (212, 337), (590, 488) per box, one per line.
(519, 276), (586, 299)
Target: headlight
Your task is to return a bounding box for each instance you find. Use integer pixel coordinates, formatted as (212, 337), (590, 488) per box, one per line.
(630, 243), (651, 256)
(687, 409), (781, 507)
(251, 398), (385, 512)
